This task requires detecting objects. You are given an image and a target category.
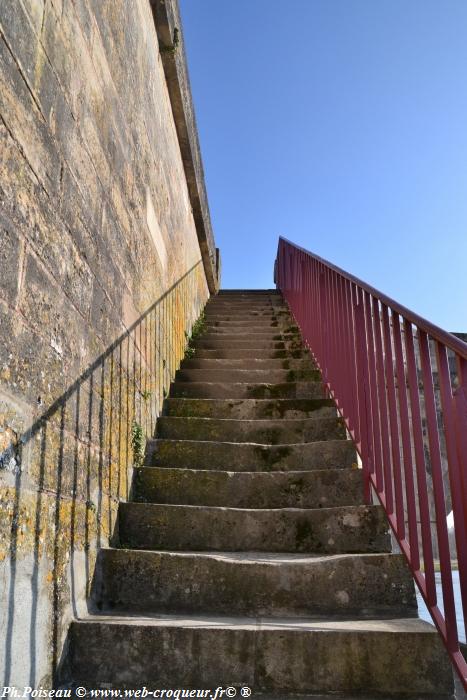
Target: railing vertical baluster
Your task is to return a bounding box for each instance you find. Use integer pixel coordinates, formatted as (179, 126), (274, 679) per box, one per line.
(344, 278), (357, 441)
(382, 304), (405, 538)
(392, 313), (420, 568)
(372, 296), (394, 513)
(364, 292), (384, 496)
(418, 330), (458, 651)
(404, 321), (437, 605)
(354, 292), (372, 503)
(320, 268), (328, 387)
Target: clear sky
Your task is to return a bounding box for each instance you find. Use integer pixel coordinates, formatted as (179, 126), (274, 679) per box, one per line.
(179, 0), (467, 331)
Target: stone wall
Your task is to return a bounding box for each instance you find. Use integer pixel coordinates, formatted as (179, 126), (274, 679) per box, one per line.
(0, 0), (217, 686)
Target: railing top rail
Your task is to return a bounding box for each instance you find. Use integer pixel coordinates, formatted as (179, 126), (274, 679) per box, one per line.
(279, 236), (467, 360)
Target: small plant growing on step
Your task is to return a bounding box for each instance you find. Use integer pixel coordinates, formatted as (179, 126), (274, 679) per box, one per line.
(141, 390), (151, 402)
(184, 310), (207, 359)
(190, 312), (206, 341)
(131, 420), (145, 467)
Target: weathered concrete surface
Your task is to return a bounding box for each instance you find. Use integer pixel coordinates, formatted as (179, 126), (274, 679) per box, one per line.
(204, 313), (290, 321)
(118, 503), (391, 553)
(190, 347), (310, 359)
(205, 319), (299, 329)
(149, 438), (356, 471)
(203, 327), (300, 337)
(155, 416), (346, 443)
(170, 381), (326, 399)
(175, 368), (320, 382)
(180, 357), (316, 369)
(206, 301), (287, 309)
(192, 338), (302, 349)
(163, 397), (338, 418)
(0, 0), (214, 686)
(94, 549), (417, 618)
(68, 615), (453, 694)
(133, 466), (363, 508)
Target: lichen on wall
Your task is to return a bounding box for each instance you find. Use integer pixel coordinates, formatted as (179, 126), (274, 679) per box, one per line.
(0, 0), (213, 687)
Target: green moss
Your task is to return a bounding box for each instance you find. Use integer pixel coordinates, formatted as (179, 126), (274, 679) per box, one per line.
(295, 518), (314, 547)
(262, 428), (282, 445)
(253, 444), (292, 467)
(272, 445), (293, 463)
(248, 383), (292, 399)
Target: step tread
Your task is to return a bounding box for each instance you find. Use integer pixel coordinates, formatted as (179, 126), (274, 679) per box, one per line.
(122, 501), (372, 514)
(133, 466), (363, 509)
(103, 548), (399, 563)
(152, 437), (350, 447)
(73, 612), (437, 633)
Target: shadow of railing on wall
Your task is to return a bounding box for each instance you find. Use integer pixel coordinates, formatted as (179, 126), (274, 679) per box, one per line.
(2, 259), (206, 686)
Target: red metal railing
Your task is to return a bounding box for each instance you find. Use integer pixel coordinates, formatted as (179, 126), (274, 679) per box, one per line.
(276, 236), (467, 688)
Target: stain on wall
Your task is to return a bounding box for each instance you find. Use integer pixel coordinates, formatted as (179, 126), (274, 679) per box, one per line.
(0, 0), (214, 687)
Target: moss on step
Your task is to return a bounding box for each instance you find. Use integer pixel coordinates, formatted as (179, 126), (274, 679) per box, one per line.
(253, 444), (293, 468)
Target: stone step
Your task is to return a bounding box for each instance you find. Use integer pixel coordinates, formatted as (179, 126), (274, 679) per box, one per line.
(155, 416), (345, 444)
(192, 347), (307, 359)
(208, 295), (284, 302)
(193, 338), (301, 350)
(169, 381), (324, 400)
(204, 312), (290, 321)
(205, 308), (289, 316)
(209, 295), (282, 301)
(206, 319), (296, 328)
(67, 615), (452, 695)
(174, 368), (320, 383)
(207, 303), (288, 311)
(180, 358), (315, 370)
(217, 289), (280, 294)
(200, 330), (300, 340)
(204, 327), (300, 337)
(163, 397), (337, 419)
(94, 549), (417, 618)
(205, 322), (297, 332)
(149, 438), (356, 471)
(133, 466), (362, 508)
(118, 503), (390, 553)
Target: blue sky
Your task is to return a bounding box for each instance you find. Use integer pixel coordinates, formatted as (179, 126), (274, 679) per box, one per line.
(180, 0), (467, 331)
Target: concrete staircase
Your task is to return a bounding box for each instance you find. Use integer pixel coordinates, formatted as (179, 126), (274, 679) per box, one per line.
(66, 290), (454, 696)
